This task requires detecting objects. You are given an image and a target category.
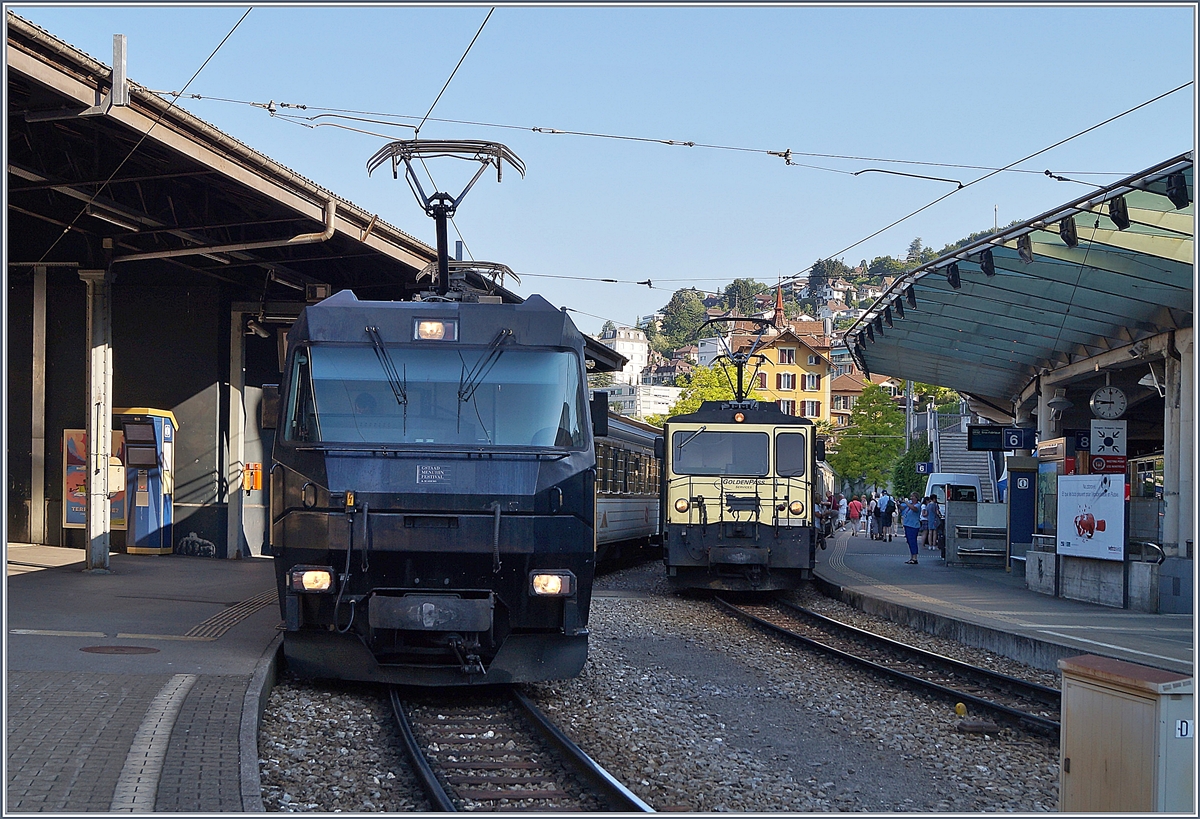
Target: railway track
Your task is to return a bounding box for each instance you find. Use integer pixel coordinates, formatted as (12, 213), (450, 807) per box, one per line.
(715, 596), (1061, 738)
(390, 686), (653, 812)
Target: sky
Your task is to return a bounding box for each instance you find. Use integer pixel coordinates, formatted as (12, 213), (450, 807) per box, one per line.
(8, 2), (1197, 336)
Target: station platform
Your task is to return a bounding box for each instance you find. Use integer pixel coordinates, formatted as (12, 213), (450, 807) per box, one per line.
(5, 544), (281, 813)
(813, 529), (1194, 677)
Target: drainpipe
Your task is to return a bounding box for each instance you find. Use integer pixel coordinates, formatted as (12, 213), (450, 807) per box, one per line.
(111, 199), (336, 264)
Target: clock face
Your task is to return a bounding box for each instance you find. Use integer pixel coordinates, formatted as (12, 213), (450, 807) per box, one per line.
(1090, 386), (1127, 419)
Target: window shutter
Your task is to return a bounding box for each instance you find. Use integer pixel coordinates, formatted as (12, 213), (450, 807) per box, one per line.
(815, 373), (821, 389)
(814, 401), (822, 416)
(776, 373), (782, 390)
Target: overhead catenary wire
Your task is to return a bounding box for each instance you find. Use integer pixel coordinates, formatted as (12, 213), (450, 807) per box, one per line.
(149, 89), (1174, 180)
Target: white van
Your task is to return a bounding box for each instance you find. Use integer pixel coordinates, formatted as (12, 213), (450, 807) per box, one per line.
(924, 473), (982, 503)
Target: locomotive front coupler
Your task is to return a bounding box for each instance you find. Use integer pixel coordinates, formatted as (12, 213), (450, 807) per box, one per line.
(447, 634), (486, 676)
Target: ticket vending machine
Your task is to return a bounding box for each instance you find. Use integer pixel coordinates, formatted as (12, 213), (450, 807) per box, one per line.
(114, 409), (176, 555)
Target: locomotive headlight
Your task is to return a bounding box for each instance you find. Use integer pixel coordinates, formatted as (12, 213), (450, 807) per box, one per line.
(530, 571), (576, 597)
(414, 319), (458, 341)
(789, 500), (805, 516)
(674, 498), (690, 513)
(289, 565), (334, 593)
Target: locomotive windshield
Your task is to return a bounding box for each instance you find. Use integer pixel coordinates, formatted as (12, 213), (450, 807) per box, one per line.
(284, 344), (586, 447)
(671, 430), (768, 476)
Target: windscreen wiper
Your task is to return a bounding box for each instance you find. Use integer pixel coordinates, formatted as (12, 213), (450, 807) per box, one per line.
(678, 425), (707, 450)
(366, 326), (408, 433)
(458, 328), (512, 404)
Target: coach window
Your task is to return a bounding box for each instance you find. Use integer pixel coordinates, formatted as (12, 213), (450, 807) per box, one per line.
(776, 432), (807, 477)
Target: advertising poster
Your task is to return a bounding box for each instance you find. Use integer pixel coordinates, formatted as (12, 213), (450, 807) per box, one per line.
(1056, 474), (1125, 561)
(62, 430), (128, 530)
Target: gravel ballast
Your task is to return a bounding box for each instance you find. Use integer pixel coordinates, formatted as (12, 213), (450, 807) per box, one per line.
(259, 561), (1060, 811)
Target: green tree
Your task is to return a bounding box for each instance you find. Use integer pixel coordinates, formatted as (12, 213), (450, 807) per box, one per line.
(659, 288), (708, 349)
(588, 370), (615, 389)
(600, 319), (617, 335)
(723, 278), (768, 314)
(891, 432), (932, 499)
(866, 255), (906, 280)
(912, 382), (960, 412)
(827, 383), (905, 490)
(651, 363), (762, 422)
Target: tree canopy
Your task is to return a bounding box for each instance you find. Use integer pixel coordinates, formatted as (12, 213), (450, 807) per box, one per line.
(723, 278), (768, 314)
(658, 288), (709, 350)
(827, 382), (905, 490)
(644, 362), (760, 426)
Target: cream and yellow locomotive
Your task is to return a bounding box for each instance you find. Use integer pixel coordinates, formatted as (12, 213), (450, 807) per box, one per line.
(660, 319), (823, 591)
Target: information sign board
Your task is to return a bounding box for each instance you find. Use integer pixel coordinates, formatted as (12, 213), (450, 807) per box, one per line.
(1056, 474), (1125, 561)
(967, 425), (1004, 451)
(915, 462), (934, 474)
(1003, 427), (1037, 450)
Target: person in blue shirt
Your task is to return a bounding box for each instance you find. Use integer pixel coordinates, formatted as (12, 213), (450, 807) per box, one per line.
(901, 492), (923, 563)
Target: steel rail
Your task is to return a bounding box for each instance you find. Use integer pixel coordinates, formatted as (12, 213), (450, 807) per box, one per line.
(509, 688), (654, 812)
(714, 597), (1060, 738)
(389, 687), (457, 812)
(777, 600), (1062, 708)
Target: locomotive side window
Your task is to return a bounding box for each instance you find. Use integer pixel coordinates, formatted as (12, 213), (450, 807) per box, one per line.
(775, 432), (808, 477)
(671, 431), (768, 476)
(284, 350), (320, 442)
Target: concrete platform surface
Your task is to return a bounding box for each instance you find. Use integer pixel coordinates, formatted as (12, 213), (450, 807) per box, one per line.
(814, 529), (1194, 676)
(5, 545), (281, 813)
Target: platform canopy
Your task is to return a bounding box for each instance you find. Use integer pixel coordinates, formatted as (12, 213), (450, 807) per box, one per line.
(847, 153), (1194, 410)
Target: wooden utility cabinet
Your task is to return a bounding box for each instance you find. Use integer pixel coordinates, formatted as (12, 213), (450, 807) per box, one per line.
(1059, 654), (1193, 812)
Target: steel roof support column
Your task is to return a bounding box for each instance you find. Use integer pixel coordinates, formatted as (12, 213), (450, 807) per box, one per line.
(226, 311), (248, 559)
(1162, 329), (1193, 559)
(31, 265), (47, 545)
(80, 269), (112, 571)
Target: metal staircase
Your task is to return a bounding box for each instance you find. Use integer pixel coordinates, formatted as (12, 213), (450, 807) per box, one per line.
(928, 409), (996, 502)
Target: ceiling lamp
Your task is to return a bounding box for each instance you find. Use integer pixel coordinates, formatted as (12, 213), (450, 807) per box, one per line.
(1017, 233), (1034, 263)
(945, 262), (961, 289)
(1108, 195), (1131, 230)
(980, 248), (996, 277)
(1166, 171), (1191, 210)
(1059, 215), (1079, 248)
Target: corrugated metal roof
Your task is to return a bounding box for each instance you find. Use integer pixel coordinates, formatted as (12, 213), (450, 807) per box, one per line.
(848, 153), (1194, 406)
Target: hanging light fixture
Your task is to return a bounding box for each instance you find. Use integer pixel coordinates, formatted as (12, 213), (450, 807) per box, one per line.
(980, 247), (996, 277)
(1108, 195), (1131, 230)
(884, 305), (894, 327)
(905, 285), (916, 308)
(1166, 171), (1191, 210)
(1017, 233), (1034, 263)
(946, 262), (961, 289)
(1058, 215), (1079, 248)
(893, 295), (905, 319)
(866, 324), (875, 343)
(874, 315), (884, 335)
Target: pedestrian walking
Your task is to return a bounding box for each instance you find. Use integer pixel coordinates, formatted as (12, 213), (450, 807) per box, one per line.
(878, 489), (895, 541)
(927, 496), (944, 553)
(901, 492), (922, 563)
(865, 493), (878, 539)
(836, 494), (848, 531)
(848, 495), (863, 535)
(919, 496), (931, 549)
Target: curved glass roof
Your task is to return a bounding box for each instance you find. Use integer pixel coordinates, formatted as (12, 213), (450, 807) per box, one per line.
(849, 153), (1193, 406)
